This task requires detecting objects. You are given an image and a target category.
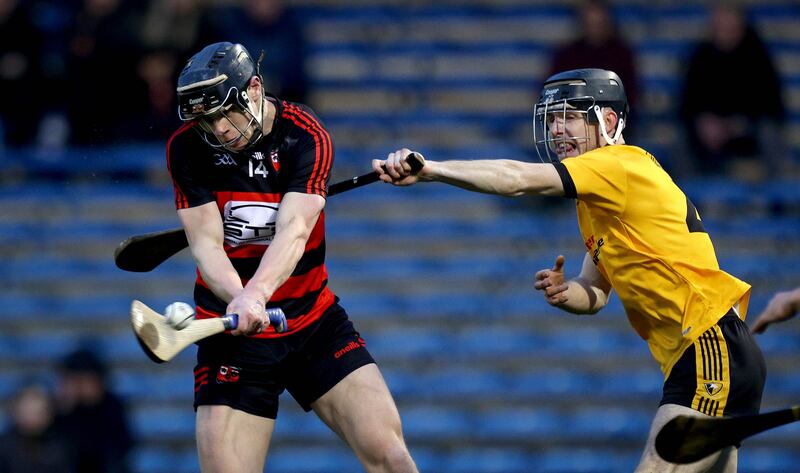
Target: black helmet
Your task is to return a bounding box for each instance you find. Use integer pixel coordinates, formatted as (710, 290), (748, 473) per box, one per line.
(533, 68), (628, 161)
(177, 42), (265, 150)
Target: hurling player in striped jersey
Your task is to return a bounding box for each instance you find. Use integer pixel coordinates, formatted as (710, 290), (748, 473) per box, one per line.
(375, 68), (766, 472)
(168, 42), (418, 473)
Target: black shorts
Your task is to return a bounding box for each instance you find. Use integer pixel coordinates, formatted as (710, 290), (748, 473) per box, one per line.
(661, 309), (766, 417)
(193, 303), (375, 419)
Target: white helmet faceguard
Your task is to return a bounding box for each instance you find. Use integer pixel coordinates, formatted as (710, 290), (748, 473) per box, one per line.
(533, 69), (629, 162)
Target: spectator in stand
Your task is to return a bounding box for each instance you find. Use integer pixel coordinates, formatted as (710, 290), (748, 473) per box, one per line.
(0, 0), (45, 148)
(134, 0), (213, 141)
(0, 383), (76, 473)
(54, 347), (133, 473)
(64, 0), (142, 145)
(679, 4), (786, 180)
(548, 0), (638, 113)
(200, 0), (309, 103)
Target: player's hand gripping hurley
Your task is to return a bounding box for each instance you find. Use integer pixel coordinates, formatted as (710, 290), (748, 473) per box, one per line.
(130, 300), (287, 363)
(114, 153), (425, 272)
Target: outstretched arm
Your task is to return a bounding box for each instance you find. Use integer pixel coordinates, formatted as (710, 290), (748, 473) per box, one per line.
(533, 254), (612, 315)
(372, 148), (566, 197)
(751, 288), (800, 334)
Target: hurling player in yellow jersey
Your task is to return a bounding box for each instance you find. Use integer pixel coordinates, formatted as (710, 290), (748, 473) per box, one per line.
(373, 68), (766, 472)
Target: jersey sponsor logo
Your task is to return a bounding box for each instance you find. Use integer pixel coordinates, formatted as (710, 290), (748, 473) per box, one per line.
(585, 235), (605, 265)
(214, 153), (236, 166)
(252, 151), (265, 161)
(223, 201), (279, 246)
(216, 365), (241, 383)
(592, 238), (604, 264)
(704, 382), (723, 397)
(334, 337), (366, 359)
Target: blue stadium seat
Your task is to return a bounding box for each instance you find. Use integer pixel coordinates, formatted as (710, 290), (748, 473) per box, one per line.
(763, 372), (800, 397)
(510, 369), (595, 398)
(131, 448), (198, 473)
(0, 294), (132, 322)
(445, 448), (539, 473)
(266, 447), (361, 473)
(132, 407), (194, 439)
(739, 448), (800, 473)
(568, 408), (650, 441)
(542, 328), (642, 358)
(476, 408), (562, 441)
(0, 333), (76, 362)
(114, 371), (192, 403)
(402, 406), (472, 440)
(538, 449), (640, 473)
(596, 371), (663, 397)
(366, 329), (455, 360)
(271, 409), (338, 441)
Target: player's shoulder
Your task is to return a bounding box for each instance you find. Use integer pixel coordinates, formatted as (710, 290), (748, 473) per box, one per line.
(585, 144), (645, 159)
(585, 145), (662, 166)
(280, 100), (327, 130)
(278, 100), (334, 155)
(166, 122), (203, 153)
(166, 122), (210, 162)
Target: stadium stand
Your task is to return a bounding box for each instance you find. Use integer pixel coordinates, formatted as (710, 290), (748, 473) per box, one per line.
(0, 1), (799, 472)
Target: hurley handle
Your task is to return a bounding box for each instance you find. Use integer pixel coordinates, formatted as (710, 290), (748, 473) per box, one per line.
(222, 308), (287, 332)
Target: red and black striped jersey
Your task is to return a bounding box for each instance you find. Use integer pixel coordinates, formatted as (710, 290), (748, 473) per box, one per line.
(166, 98), (336, 338)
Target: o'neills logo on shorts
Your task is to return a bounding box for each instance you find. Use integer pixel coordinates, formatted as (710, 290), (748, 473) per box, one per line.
(334, 338), (366, 359)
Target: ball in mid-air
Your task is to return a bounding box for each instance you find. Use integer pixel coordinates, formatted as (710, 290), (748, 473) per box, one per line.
(164, 302), (195, 330)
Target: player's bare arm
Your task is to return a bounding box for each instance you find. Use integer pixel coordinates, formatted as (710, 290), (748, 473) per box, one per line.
(373, 148), (565, 197)
(751, 287), (800, 334)
(226, 191), (325, 334)
(179, 202), (244, 305)
(534, 254), (611, 315)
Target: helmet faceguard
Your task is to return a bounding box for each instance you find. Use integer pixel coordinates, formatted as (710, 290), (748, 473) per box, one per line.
(533, 68), (628, 162)
(177, 42), (265, 151)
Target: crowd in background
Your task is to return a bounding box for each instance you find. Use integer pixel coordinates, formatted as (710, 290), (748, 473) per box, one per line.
(0, 0), (793, 181)
(0, 347), (133, 473)
(0, 0), (307, 148)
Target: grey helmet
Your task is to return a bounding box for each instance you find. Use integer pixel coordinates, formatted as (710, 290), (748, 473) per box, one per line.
(177, 42), (265, 150)
(533, 68), (628, 162)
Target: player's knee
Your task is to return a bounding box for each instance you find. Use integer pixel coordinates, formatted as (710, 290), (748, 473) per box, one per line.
(381, 442), (415, 473)
(371, 439), (414, 472)
(360, 428), (415, 472)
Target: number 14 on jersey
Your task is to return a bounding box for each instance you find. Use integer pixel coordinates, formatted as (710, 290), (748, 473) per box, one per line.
(249, 159), (268, 178)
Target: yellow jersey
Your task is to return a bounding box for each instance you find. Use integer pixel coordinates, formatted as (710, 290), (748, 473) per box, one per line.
(558, 145), (751, 378)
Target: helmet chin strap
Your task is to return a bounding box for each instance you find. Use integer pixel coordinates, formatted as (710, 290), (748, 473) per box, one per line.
(249, 92), (264, 127)
(593, 105), (624, 145)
